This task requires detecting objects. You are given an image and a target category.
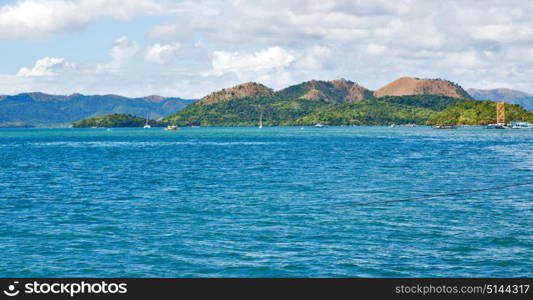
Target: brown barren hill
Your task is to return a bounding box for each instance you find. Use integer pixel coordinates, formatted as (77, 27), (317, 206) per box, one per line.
(197, 82), (274, 105)
(375, 77), (472, 99)
(276, 79), (373, 104)
(329, 79), (373, 103)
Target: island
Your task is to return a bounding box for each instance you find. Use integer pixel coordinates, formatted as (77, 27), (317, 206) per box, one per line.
(71, 77), (533, 127)
(72, 114), (159, 128)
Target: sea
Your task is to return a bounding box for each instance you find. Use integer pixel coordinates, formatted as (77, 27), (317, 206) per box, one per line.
(0, 126), (531, 277)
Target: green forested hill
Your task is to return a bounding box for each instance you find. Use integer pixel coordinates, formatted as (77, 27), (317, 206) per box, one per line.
(427, 100), (533, 125)
(161, 95), (467, 126)
(78, 97), (532, 127)
(77, 94), (533, 127)
(162, 96), (330, 126)
(375, 95), (463, 111)
(294, 100), (437, 125)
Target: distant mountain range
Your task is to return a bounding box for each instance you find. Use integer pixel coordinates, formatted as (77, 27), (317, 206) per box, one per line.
(4, 77), (533, 128)
(0, 92), (195, 127)
(467, 88), (533, 110)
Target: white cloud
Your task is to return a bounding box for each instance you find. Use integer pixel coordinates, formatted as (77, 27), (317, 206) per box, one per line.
(211, 46), (295, 76)
(6, 36), (214, 97)
(442, 51), (491, 70)
(5, 0), (533, 97)
(16, 36), (142, 80)
(17, 57), (75, 77)
(366, 44), (386, 56)
(203, 46), (299, 89)
(1, 69), (243, 98)
(0, 0), (174, 39)
(110, 36), (140, 61)
(294, 45), (333, 70)
(145, 43), (181, 65)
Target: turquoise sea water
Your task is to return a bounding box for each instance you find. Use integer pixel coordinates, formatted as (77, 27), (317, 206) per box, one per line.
(0, 126), (531, 277)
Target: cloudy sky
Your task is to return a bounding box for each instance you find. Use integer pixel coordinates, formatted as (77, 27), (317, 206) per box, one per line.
(1, 0), (532, 98)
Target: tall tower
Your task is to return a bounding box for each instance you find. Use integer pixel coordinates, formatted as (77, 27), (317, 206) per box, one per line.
(496, 102), (505, 124)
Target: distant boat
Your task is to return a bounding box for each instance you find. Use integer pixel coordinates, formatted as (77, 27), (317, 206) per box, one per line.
(165, 125), (178, 131)
(390, 124), (397, 128)
(510, 122), (533, 129)
(485, 123), (507, 129)
(403, 124), (417, 128)
(143, 119), (151, 128)
(144, 114), (152, 128)
(432, 125), (457, 129)
(315, 122), (325, 128)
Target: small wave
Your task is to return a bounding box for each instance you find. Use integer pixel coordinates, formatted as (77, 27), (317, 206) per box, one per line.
(30, 141), (279, 148)
(487, 143), (533, 170)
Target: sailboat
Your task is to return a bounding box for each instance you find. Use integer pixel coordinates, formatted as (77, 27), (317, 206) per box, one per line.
(259, 111), (263, 129)
(143, 114), (151, 128)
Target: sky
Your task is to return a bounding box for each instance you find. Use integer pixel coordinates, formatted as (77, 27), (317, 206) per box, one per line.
(1, 0), (533, 98)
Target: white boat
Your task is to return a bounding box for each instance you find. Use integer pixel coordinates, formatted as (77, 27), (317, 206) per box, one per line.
(432, 125), (457, 129)
(144, 114), (152, 128)
(510, 122), (533, 129)
(165, 125), (178, 131)
(315, 122), (325, 128)
(485, 123), (508, 129)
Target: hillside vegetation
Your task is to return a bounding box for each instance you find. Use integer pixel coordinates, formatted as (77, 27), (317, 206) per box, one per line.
(163, 96), (330, 126)
(427, 100), (533, 125)
(294, 100), (437, 125)
(162, 95), (469, 126)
